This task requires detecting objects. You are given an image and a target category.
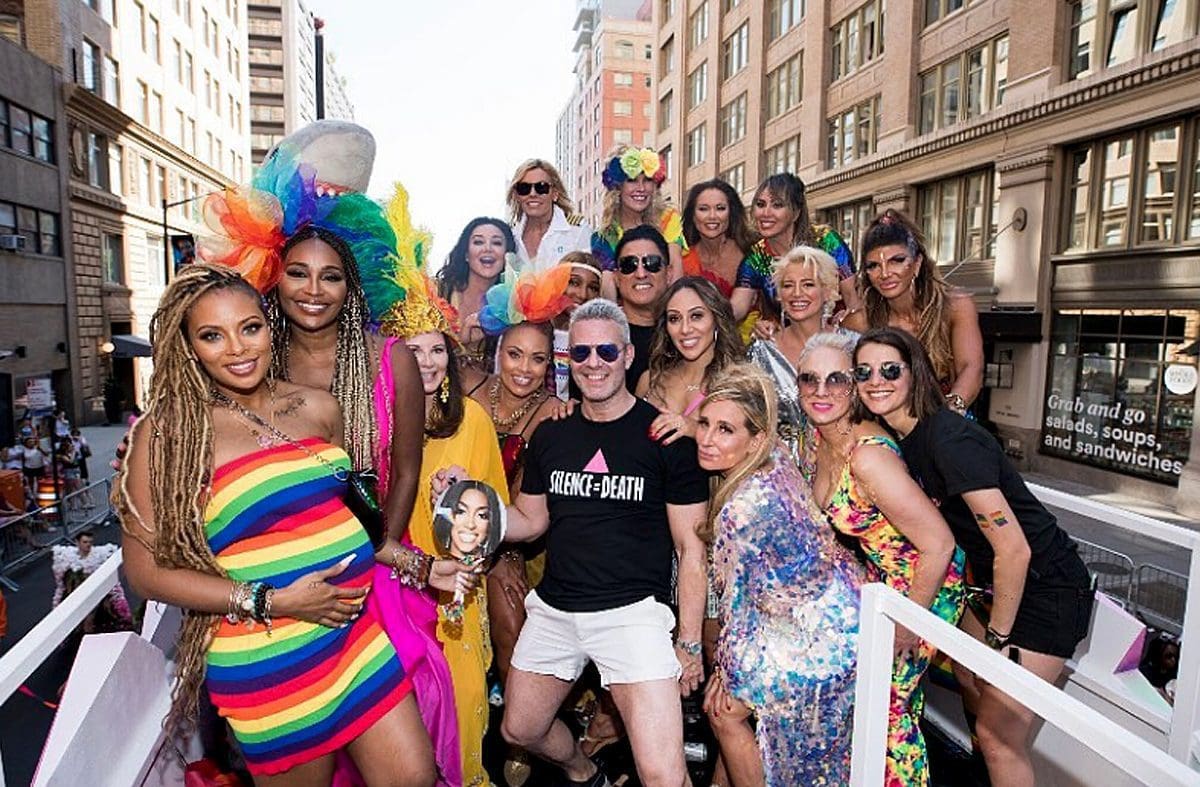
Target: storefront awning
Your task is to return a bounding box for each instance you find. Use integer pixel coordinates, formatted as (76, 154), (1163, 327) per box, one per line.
(979, 311), (1042, 342)
(111, 334), (153, 358)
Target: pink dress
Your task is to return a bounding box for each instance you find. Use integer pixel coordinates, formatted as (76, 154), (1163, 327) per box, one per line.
(334, 336), (462, 787)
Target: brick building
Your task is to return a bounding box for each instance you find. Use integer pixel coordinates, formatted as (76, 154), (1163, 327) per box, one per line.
(652, 0), (1200, 509)
(558, 0), (656, 229)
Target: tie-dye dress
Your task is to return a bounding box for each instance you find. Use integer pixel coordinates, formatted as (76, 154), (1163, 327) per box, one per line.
(819, 435), (966, 787)
(203, 438), (411, 776)
(711, 448), (863, 786)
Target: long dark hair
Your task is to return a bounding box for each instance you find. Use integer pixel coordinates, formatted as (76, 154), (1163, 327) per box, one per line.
(646, 277), (744, 402)
(436, 217), (516, 299)
(269, 225), (377, 472)
(682, 179), (755, 253)
(425, 331), (466, 440)
(854, 327), (947, 422)
(753, 173), (814, 247)
(859, 208), (955, 381)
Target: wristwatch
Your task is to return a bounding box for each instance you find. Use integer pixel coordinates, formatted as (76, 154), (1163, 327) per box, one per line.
(984, 626), (1011, 650)
(676, 640), (702, 657)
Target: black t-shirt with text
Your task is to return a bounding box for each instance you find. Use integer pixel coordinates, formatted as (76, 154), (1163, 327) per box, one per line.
(522, 398), (710, 612)
(900, 409), (1081, 587)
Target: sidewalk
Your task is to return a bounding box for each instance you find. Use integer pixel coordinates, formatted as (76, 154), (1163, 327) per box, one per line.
(78, 423), (130, 480)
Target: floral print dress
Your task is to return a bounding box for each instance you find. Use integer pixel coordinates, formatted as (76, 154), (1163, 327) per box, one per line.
(712, 449), (864, 786)
(820, 435), (966, 787)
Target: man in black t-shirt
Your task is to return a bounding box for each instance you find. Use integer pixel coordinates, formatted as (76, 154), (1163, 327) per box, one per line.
(613, 225), (670, 393)
(498, 298), (708, 787)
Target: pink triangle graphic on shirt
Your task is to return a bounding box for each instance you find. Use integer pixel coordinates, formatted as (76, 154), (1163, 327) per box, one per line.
(583, 448), (609, 474)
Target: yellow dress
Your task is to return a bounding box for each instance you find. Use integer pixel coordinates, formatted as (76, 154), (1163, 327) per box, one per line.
(408, 397), (509, 787)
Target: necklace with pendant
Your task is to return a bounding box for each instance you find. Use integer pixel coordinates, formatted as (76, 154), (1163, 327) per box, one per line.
(212, 383), (280, 448)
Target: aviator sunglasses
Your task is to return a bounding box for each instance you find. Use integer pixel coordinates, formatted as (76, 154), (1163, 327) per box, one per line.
(797, 370), (855, 398)
(568, 343), (624, 363)
(617, 254), (666, 275)
(515, 181), (552, 196)
(853, 361), (909, 383)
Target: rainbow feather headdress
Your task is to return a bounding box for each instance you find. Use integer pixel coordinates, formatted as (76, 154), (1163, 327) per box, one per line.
(478, 266), (573, 336)
(362, 182), (460, 340)
(198, 142), (399, 298)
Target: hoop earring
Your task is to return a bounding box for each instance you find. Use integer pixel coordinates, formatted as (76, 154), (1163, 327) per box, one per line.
(439, 375), (450, 404)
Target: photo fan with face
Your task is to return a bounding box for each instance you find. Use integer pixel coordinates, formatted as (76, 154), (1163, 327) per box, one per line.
(432, 479), (507, 622)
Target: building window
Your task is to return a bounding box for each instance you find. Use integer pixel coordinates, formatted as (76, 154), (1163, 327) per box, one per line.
(1, 203), (60, 257)
(1152, 0), (1186, 51)
(1042, 308), (1198, 485)
(719, 93), (747, 147)
(918, 35), (1008, 134)
(615, 40), (634, 59)
(86, 0), (114, 22)
(826, 96), (879, 168)
(720, 162), (745, 192)
(831, 0), (885, 81)
(0, 203), (12, 238)
(613, 129), (633, 144)
(83, 40), (101, 93)
(925, 0), (967, 27)
(661, 145), (673, 180)
(1068, 1), (1096, 79)
(819, 199), (874, 252)
(140, 156), (153, 204)
(88, 132), (108, 188)
(723, 0), (743, 9)
(32, 116), (53, 163)
(918, 169), (997, 263)
(103, 56), (120, 104)
(1056, 119), (1200, 252)
(660, 37), (675, 79)
(721, 23), (749, 80)
(148, 14), (160, 61)
(0, 14), (21, 45)
(613, 100), (632, 116)
(109, 142), (124, 195)
(614, 72), (634, 87)
(662, 0), (677, 20)
(38, 213), (60, 256)
(687, 124), (707, 167)
(102, 232), (125, 284)
(687, 61), (708, 110)
(765, 52), (802, 119)
(768, 0), (805, 40)
(689, 2), (708, 49)
(7, 104), (31, 156)
(659, 91), (674, 131)
(764, 135), (800, 174)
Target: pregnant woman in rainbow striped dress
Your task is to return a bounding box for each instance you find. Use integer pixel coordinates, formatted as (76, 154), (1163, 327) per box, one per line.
(115, 264), (435, 786)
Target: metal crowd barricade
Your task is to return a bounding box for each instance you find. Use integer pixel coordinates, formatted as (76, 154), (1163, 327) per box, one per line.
(0, 477), (112, 592)
(1136, 563), (1189, 637)
(1070, 535), (1137, 608)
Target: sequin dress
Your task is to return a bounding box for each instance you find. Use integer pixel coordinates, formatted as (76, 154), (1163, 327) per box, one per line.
(820, 435), (966, 787)
(711, 448), (863, 785)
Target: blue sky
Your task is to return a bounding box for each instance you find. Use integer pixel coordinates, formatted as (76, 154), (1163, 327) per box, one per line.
(306, 0), (579, 267)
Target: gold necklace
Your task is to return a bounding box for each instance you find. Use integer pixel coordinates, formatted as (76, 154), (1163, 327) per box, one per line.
(488, 379), (545, 432)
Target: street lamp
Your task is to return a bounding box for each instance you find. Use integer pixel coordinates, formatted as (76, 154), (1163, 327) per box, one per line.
(161, 190), (221, 284)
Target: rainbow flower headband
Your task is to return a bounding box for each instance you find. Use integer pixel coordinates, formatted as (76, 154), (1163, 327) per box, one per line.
(478, 266), (573, 336)
(601, 148), (666, 191)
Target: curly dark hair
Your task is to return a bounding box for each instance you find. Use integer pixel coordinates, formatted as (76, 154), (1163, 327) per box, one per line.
(435, 217), (516, 299)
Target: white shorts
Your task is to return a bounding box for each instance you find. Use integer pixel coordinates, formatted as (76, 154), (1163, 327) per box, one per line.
(511, 591), (682, 688)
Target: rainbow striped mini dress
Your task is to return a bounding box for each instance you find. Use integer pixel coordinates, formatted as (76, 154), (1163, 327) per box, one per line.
(203, 438), (411, 775)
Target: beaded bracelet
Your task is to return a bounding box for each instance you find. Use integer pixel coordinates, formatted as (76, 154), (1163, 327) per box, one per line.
(390, 545), (434, 588)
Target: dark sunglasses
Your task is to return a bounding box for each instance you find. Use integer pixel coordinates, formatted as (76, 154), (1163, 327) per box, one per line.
(514, 181), (552, 196)
(617, 254), (666, 275)
(853, 361), (908, 382)
(568, 343), (623, 363)
(797, 370), (855, 398)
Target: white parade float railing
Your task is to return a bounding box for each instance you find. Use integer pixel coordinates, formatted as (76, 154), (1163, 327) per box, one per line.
(850, 583), (1200, 786)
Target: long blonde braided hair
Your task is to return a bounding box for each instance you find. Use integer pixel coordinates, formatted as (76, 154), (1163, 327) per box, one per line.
(112, 264), (262, 737)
